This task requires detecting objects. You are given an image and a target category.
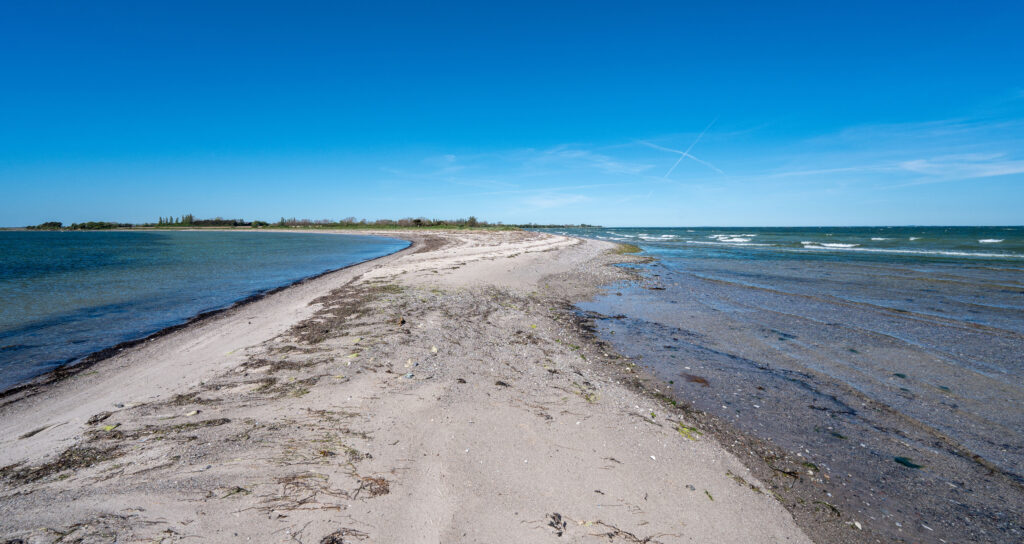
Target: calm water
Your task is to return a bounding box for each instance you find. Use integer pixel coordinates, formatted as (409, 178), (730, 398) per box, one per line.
(0, 231), (408, 391)
(543, 227), (1024, 543)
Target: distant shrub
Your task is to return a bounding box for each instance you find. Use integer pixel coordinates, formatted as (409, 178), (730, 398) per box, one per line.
(27, 221), (63, 230)
(69, 222), (127, 230)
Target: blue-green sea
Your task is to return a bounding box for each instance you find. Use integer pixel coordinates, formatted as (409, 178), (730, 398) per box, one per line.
(563, 225), (1024, 263)
(0, 230), (408, 391)
(541, 226), (1023, 543)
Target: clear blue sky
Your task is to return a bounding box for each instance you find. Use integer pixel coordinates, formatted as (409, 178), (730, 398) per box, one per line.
(1, 1), (1022, 226)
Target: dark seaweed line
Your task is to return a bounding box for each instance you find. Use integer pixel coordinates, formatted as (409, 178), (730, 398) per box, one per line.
(0, 236), (415, 404)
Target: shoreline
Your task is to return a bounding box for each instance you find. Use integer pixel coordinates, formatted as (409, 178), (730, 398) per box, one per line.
(0, 230), (817, 543)
(0, 230), (415, 400)
(564, 230), (1024, 544)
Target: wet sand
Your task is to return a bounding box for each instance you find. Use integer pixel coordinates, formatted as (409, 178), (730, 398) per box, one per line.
(0, 231), (813, 543)
(580, 255), (1024, 543)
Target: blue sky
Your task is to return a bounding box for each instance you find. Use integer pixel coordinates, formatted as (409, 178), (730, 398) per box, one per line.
(1, 1), (1022, 226)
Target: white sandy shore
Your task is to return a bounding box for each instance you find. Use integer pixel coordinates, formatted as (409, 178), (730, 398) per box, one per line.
(0, 230), (810, 543)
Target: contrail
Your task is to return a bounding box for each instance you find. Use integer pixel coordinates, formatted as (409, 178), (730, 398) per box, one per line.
(665, 154), (686, 177)
(684, 118), (717, 155)
(642, 118), (724, 177)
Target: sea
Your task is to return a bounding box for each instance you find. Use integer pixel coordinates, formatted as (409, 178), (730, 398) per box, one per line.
(0, 230), (408, 392)
(542, 226), (1023, 543)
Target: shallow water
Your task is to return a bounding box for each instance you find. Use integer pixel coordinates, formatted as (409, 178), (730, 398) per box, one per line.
(0, 230), (408, 391)
(545, 226), (1024, 543)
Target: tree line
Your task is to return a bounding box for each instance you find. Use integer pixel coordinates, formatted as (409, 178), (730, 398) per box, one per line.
(26, 221), (132, 230)
(26, 215), (600, 230)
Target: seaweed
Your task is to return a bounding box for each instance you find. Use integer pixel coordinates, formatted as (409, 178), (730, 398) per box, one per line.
(1, 445), (121, 484)
(87, 418), (230, 441)
(813, 500), (842, 517)
(894, 456), (923, 469)
(353, 476), (389, 498)
(683, 374), (710, 387)
(547, 513), (567, 536)
(86, 411), (113, 425)
(676, 422), (701, 440)
(320, 528), (369, 543)
(221, 486), (251, 498)
(727, 470), (763, 494)
(17, 425), (53, 439)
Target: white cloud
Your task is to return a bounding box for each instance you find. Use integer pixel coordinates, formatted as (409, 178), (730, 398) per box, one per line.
(897, 153), (1024, 183)
(532, 146), (654, 175)
(522, 193), (590, 209)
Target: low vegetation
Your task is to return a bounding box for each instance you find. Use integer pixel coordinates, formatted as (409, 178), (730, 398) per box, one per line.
(153, 214), (245, 227)
(25, 215), (530, 231)
(27, 221), (132, 230)
(268, 216), (512, 230)
(24, 216), (605, 232)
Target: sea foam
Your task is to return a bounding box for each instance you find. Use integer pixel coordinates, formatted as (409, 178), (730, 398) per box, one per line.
(687, 240), (773, 247)
(802, 242), (859, 248)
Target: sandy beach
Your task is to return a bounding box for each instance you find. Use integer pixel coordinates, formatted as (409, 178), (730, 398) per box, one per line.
(1, 230), (817, 543)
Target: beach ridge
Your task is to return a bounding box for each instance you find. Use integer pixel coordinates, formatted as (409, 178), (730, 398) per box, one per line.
(0, 230), (814, 543)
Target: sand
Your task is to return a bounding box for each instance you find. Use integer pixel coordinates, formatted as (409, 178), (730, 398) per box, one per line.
(0, 230), (811, 543)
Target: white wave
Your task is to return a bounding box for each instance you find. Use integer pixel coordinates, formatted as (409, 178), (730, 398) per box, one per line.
(802, 242), (860, 248)
(679, 239), (1022, 259)
(686, 240), (773, 247)
(796, 246), (1020, 259)
(871, 237), (889, 241)
(659, 234), (678, 239)
(709, 233), (758, 239)
(909, 237), (920, 241)
(979, 239), (1004, 243)
(719, 237), (752, 243)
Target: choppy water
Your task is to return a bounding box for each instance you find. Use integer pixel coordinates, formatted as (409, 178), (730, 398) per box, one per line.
(544, 227), (1024, 543)
(0, 231), (408, 391)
